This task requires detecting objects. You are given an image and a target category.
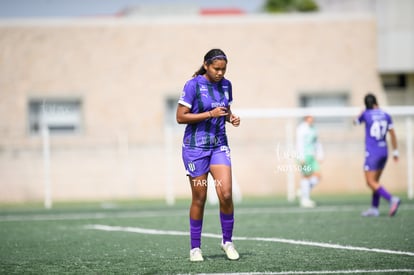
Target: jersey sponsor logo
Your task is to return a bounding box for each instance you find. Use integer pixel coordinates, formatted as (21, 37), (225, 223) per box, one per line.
(211, 102), (226, 108)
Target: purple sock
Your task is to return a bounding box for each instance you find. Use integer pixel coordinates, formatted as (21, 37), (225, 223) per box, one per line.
(220, 212), (234, 244)
(377, 186), (392, 202)
(372, 191), (380, 208)
(190, 218), (203, 249)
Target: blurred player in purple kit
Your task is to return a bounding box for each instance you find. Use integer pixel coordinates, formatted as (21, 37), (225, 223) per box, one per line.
(176, 49), (240, 261)
(354, 93), (400, 217)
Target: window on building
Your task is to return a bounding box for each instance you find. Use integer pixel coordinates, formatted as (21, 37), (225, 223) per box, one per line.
(165, 97), (177, 126)
(164, 96), (185, 131)
(381, 74), (407, 90)
(299, 93), (349, 127)
(28, 98), (82, 135)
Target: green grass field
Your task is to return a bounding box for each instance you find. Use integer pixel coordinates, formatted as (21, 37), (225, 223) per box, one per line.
(1, 195), (413, 274)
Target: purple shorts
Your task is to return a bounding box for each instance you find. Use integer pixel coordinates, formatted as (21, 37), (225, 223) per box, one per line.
(364, 150), (388, 171)
(182, 145), (231, 177)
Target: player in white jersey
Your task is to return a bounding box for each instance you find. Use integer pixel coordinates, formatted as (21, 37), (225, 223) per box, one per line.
(296, 115), (323, 208)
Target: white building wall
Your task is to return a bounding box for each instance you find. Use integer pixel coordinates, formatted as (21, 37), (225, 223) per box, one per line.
(1, 15), (407, 203)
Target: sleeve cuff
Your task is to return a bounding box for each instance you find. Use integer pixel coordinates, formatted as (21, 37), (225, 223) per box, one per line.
(178, 100), (191, 109)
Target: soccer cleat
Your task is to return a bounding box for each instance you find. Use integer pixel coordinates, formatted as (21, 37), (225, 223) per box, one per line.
(221, 241), (240, 260)
(190, 248), (204, 262)
(389, 197), (401, 217)
(361, 207), (379, 217)
(300, 198), (316, 208)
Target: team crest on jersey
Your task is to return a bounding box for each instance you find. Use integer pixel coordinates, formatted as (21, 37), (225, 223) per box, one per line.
(188, 162), (196, 172)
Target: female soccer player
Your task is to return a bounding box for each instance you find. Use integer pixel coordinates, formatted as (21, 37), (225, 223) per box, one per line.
(354, 93), (400, 217)
(176, 49), (241, 261)
(296, 115), (323, 208)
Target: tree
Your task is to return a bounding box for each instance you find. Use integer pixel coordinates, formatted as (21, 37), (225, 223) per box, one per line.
(264, 0), (318, 13)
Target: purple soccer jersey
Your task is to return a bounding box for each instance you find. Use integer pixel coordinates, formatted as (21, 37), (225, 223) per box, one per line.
(178, 75), (233, 149)
(356, 108), (394, 170)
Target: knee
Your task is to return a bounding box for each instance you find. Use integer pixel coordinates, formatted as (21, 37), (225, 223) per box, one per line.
(313, 172), (321, 180)
(366, 177), (375, 185)
(366, 180), (377, 190)
(192, 193), (207, 208)
(220, 191), (233, 206)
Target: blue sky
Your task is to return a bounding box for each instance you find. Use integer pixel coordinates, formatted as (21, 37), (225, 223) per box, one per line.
(0, 0), (265, 18)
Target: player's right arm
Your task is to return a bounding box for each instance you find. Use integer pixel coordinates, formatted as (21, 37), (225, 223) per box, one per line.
(176, 80), (210, 124)
(176, 104), (228, 125)
(353, 110), (365, 126)
(388, 128), (399, 162)
(386, 116), (399, 163)
(176, 104), (213, 124)
(176, 80), (228, 124)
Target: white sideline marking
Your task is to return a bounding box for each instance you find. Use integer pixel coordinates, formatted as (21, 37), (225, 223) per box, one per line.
(178, 269), (414, 275)
(85, 224), (414, 257)
(0, 210), (187, 222)
(2, 204), (414, 222)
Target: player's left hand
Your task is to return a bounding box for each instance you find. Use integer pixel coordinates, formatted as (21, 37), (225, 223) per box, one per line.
(393, 150), (399, 162)
(229, 114), (240, 127)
